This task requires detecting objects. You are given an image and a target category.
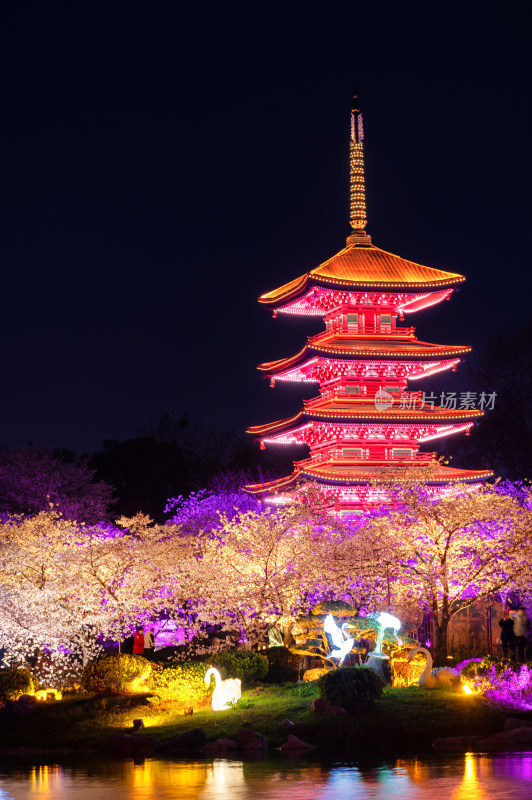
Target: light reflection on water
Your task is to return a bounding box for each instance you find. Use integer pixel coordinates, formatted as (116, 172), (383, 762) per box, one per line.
(0, 752), (531, 799)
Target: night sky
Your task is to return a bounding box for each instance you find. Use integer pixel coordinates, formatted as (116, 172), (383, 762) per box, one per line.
(1, 2), (530, 453)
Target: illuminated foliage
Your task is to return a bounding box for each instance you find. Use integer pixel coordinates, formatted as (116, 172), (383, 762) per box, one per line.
(340, 482), (532, 658)
(0, 445), (113, 522)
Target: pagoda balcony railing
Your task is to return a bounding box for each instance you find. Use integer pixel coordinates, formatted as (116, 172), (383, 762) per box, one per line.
(304, 389), (423, 408)
(295, 451), (437, 469)
(309, 326), (416, 345)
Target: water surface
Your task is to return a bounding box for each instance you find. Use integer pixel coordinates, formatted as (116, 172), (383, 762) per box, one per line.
(1, 752), (531, 799)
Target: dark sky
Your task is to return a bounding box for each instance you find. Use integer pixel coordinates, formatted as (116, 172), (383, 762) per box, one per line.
(0, 2), (530, 452)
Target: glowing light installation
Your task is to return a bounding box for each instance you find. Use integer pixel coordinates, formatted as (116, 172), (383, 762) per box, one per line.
(370, 611), (402, 654)
(244, 91), (492, 512)
(407, 647), (460, 690)
(323, 614), (355, 665)
(204, 667), (242, 711)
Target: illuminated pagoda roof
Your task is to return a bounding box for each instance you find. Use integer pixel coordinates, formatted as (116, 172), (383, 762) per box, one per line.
(258, 339), (471, 374)
(259, 91), (464, 309)
(245, 463), (493, 496)
(259, 243), (465, 309)
(247, 403), (483, 438)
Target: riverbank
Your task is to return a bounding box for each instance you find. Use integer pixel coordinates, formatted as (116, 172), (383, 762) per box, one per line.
(0, 684), (523, 756)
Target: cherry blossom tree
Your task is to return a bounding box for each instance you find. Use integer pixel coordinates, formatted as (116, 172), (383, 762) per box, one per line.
(0, 510), (103, 682)
(196, 503), (354, 645)
(0, 445), (114, 522)
(0, 510), (195, 681)
(341, 482), (532, 660)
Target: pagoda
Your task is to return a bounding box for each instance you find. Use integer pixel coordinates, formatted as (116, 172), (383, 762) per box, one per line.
(244, 92), (492, 513)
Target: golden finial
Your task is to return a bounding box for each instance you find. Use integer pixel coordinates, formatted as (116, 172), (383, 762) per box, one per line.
(348, 88), (369, 243)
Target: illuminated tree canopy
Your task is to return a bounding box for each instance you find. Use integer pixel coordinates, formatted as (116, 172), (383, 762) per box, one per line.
(0, 481), (530, 682)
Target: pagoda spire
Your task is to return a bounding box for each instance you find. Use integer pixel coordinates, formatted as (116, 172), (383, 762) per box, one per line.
(348, 89), (369, 244)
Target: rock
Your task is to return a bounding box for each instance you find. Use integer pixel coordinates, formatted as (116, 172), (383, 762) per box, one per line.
(366, 654), (392, 684)
(155, 728), (207, 753)
(326, 705), (347, 716)
(280, 719), (296, 730)
(476, 727), (532, 751)
(205, 738), (238, 753)
(433, 736), (482, 752)
(280, 734), (317, 752)
(128, 735), (155, 760)
(504, 718), (532, 731)
(303, 668), (330, 682)
(311, 697), (330, 713)
(237, 728), (267, 750)
(11, 696), (38, 716)
(109, 733), (155, 758)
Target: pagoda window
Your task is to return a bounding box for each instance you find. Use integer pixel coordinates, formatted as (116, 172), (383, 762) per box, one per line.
(384, 386), (400, 395)
(343, 448), (363, 459)
(347, 313), (359, 332)
(380, 313), (392, 331)
(391, 448), (414, 460)
(346, 385), (361, 394)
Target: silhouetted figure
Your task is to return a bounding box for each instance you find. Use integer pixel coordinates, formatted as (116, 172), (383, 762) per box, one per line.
(143, 628), (155, 659)
(499, 610), (515, 659)
(513, 607), (529, 662)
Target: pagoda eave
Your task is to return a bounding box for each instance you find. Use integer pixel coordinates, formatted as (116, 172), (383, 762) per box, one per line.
(258, 243), (465, 307)
(243, 470), (303, 496)
(261, 420), (475, 447)
(311, 273), (464, 293)
(258, 342), (470, 374)
(247, 406), (483, 437)
(243, 465), (494, 497)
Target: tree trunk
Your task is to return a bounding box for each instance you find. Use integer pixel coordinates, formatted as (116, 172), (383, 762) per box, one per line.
(432, 615), (450, 664)
(282, 625), (294, 648)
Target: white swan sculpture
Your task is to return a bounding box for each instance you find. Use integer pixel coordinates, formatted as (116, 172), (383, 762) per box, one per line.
(323, 614), (355, 665)
(408, 646), (460, 690)
(204, 667), (242, 711)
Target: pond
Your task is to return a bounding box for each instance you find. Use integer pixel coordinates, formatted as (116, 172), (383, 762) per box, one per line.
(1, 752), (532, 799)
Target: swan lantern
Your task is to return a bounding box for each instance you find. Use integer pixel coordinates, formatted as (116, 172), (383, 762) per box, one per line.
(369, 611), (402, 654)
(323, 614), (355, 665)
(407, 647), (460, 690)
(204, 667), (242, 711)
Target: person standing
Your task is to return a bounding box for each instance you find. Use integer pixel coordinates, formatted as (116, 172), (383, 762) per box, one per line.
(133, 626), (144, 655)
(498, 610), (515, 659)
(144, 628), (155, 659)
(513, 607), (529, 663)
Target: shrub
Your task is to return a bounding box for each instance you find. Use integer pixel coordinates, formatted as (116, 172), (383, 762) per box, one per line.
(0, 667), (39, 701)
(81, 654), (152, 695)
(147, 661), (212, 707)
(459, 656), (532, 709)
(318, 666), (384, 712)
(210, 650), (268, 687)
(460, 656), (511, 680)
(263, 647), (301, 683)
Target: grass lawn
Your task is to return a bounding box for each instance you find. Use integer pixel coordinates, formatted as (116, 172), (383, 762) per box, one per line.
(0, 683), (518, 755)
